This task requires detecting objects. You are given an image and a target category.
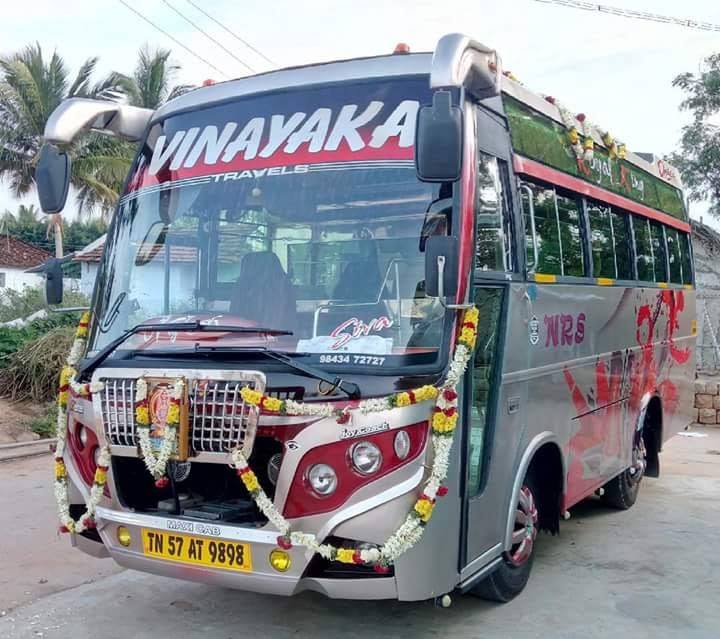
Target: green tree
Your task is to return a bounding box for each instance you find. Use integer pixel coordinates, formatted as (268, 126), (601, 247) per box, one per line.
(670, 53), (720, 216)
(112, 45), (193, 110)
(0, 43), (132, 216)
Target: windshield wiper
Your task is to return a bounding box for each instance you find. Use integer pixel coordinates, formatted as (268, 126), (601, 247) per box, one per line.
(77, 322), (293, 381)
(193, 344), (361, 399)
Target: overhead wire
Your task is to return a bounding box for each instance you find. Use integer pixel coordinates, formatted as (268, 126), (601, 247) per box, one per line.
(533, 0), (720, 33)
(116, 0), (229, 78)
(159, 0), (256, 74)
(183, 0), (278, 67)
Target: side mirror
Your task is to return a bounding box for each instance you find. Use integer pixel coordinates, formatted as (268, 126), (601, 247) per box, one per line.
(425, 235), (459, 298)
(36, 144), (71, 214)
(415, 90), (463, 183)
(44, 258), (64, 305)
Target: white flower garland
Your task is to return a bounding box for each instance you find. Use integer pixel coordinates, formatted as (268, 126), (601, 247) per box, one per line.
(135, 377), (184, 481)
(230, 319), (474, 570)
(54, 312), (112, 534)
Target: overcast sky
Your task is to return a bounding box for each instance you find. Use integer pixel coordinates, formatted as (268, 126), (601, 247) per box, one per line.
(2, 0), (719, 223)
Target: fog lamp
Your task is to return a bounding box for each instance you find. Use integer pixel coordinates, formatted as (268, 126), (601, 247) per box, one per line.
(269, 549), (291, 572)
(117, 526), (132, 547)
(78, 425), (88, 448)
(394, 430), (411, 460)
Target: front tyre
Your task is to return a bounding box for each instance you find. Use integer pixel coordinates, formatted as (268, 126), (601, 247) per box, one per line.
(601, 429), (646, 510)
(472, 478), (538, 602)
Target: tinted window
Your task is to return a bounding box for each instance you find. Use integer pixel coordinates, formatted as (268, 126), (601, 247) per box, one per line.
(633, 217), (654, 282)
(556, 194), (584, 277)
(475, 154), (512, 271)
(650, 222), (668, 282)
(522, 182), (584, 277)
(588, 203), (614, 278)
(666, 227), (683, 284)
(680, 232), (693, 285)
(611, 210), (633, 280)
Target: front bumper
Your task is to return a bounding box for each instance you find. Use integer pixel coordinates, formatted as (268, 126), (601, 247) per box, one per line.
(92, 506), (398, 600)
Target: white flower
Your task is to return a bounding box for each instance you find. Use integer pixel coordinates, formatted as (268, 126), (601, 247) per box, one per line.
(136, 378), (148, 402)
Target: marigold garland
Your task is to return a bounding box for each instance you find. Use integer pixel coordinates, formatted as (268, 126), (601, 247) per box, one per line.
(230, 305), (478, 570)
(54, 311), (112, 534)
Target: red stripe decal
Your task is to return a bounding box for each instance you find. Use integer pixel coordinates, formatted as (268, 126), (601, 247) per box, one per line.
(513, 155), (691, 233)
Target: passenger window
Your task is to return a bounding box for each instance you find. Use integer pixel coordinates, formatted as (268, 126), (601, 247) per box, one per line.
(588, 203), (615, 278)
(650, 222), (668, 282)
(556, 194), (584, 277)
(633, 217), (655, 282)
(475, 154), (513, 271)
(680, 232), (693, 285)
(611, 210), (633, 280)
(666, 227), (683, 284)
(522, 182), (584, 277)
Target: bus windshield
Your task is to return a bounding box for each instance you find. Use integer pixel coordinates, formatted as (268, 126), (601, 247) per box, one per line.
(90, 78), (452, 373)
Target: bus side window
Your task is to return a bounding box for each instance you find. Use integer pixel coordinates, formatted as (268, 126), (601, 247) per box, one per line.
(666, 227), (683, 284)
(633, 217), (655, 282)
(556, 193), (584, 277)
(611, 210), (633, 280)
(588, 202), (614, 278)
(649, 221), (668, 282)
(475, 154), (513, 271)
(680, 231), (693, 285)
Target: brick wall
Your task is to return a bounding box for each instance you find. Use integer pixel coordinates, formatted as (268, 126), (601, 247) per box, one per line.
(694, 378), (720, 426)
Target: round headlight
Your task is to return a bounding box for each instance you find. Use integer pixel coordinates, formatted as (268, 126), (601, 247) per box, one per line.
(78, 426), (88, 448)
(351, 441), (382, 475)
(307, 463), (337, 496)
(394, 430), (411, 460)
(93, 446), (102, 466)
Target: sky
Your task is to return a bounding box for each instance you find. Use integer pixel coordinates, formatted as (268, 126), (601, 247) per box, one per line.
(2, 0), (720, 224)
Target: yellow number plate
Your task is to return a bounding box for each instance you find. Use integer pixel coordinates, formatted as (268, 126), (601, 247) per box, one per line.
(141, 528), (252, 572)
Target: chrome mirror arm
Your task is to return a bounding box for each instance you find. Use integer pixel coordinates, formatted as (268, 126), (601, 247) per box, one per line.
(437, 255), (473, 310)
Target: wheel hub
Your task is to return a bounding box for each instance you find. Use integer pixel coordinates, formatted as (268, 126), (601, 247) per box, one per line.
(507, 485), (538, 567)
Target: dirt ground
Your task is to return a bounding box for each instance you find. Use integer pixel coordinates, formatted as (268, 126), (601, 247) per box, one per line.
(0, 399), (47, 444)
(1, 427), (720, 638)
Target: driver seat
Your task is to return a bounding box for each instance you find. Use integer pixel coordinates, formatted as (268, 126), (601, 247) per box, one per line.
(230, 252), (297, 332)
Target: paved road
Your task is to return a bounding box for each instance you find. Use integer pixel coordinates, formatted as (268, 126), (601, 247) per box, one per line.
(2, 430), (720, 639)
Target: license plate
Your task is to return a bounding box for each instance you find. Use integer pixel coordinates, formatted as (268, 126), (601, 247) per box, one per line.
(141, 528), (252, 572)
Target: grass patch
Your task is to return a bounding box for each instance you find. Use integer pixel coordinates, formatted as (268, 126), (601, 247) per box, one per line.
(28, 403), (57, 439)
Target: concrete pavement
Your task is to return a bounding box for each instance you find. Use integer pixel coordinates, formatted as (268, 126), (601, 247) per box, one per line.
(1, 429), (719, 639)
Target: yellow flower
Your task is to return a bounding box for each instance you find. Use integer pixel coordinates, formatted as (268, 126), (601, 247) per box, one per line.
(336, 548), (356, 564)
(583, 137), (594, 151)
(395, 392), (411, 407)
(241, 470), (259, 493)
(240, 387), (263, 406)
(432, 412), (459, 434)
(94, 467), (108, 485)
(459, 327), (477, 349)
(568, 127), (580, 145)
(59, 366), (75, 388)
(55, 460), (66, 481)
(414, 498), (434, 523)
(136, 405), (150, 426)
(65, 520), (75, 533)
(463, 307), (479, 325)
(76, 311), (91, 338)
(167, 403), (181, 426)
(415, 385), (438, 402)
(58, 391), (69, 409)
(263, 397), (283, 412)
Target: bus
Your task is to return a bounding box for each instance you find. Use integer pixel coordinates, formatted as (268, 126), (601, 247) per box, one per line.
(38, 33), (695, 603)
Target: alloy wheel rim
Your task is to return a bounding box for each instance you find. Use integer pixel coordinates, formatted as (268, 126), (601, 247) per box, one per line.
(507, 485), (538, 567)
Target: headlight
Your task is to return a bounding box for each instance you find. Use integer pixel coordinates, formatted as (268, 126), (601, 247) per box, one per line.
(351, 441), (382, 475)
(307, 463), (337, 496)
(93, 446), (102, 466)
(394, 430), (411, 460)
(78, 425), (89, 448)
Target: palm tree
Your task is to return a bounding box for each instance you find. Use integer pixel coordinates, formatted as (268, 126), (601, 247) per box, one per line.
(112, 46), (193, 110)
(0, 43), (132, 220)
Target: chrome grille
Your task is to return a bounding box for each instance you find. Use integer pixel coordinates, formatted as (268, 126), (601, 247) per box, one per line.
(98, 371), (265, 459)
(100, 378), (137, 446)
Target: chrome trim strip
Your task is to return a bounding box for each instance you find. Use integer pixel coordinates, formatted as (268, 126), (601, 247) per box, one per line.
(316, 466), (424, 540)
(154, 54), (432, 121)
(459, 542), (503, 581)
(95, 506), (279, 544)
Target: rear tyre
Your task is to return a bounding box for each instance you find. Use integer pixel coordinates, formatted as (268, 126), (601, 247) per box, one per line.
(472, 475), (538, 603)
(601, 429), (646, 510)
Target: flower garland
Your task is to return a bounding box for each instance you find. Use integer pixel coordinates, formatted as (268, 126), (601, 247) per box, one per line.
(135, 377), (184, 487)
(231, 307), (479, 571)
(54, 312), (112, 534)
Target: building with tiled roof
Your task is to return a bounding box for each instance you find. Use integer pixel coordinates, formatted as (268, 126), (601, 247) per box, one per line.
(0, 235), (52, 291)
